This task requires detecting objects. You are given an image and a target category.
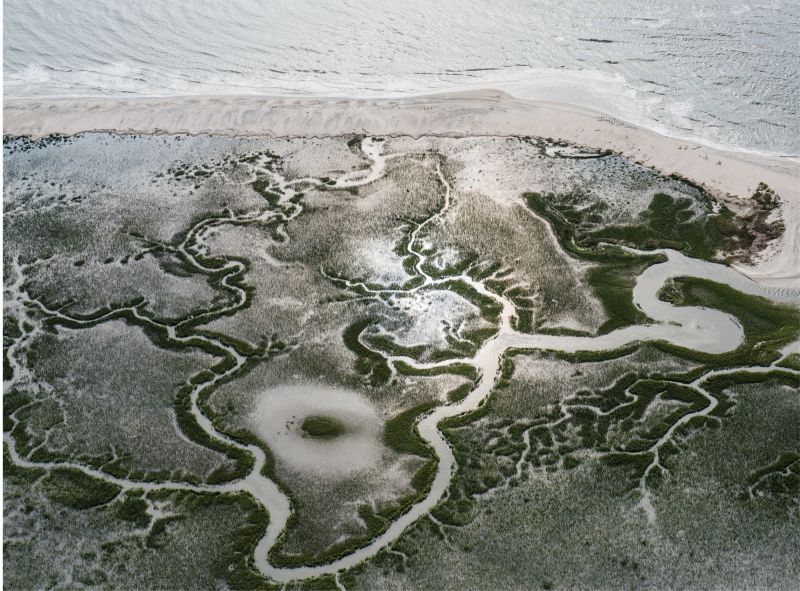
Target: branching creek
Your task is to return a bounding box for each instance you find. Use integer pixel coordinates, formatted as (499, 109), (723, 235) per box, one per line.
(4, 137), (800, 585)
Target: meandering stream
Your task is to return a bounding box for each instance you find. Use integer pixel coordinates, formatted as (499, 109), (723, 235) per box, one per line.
(4, 137), (799, 584)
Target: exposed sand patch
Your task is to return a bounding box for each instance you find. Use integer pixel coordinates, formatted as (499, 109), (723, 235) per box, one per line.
(248, 384), (385, 477)
(355, 236), (409, 285)
(387, 290), (477, 347)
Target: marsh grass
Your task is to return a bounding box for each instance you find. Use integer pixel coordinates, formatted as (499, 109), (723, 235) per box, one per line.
(301, 415), (347, 439)
(40, 468), (121, 510)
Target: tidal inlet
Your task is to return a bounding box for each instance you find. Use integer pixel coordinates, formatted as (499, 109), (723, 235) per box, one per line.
(3, 2), (800, 590)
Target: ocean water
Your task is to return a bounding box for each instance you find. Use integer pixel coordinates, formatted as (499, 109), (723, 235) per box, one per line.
(4, 0), (799, 155)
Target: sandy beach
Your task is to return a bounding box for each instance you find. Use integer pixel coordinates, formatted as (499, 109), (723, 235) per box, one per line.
(5, 90), (798, 288)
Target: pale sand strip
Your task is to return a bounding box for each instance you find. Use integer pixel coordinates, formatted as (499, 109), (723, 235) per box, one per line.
(4, 90), (798, 288)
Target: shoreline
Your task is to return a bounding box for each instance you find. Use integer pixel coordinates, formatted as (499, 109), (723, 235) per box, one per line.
(4, 89), (799, 288)
(8, 88), (797, 162)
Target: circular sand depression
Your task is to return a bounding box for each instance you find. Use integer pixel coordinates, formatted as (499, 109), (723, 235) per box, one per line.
(248, 384), (385, 477)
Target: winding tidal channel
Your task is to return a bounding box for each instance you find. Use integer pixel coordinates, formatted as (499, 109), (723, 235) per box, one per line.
(4, 137), (800, 585)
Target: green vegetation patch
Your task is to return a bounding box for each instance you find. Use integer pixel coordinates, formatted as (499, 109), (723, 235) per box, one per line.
(524, 187), (792, 335)
(585, 192), (737, 260)
(365, 333), (427, 359)
(524, 190), (667, 333)
(40, 468), (121, 510)
(395, 360), (479, 382)
(384, 402), (437, 458)
(3, 446), (45, 486)
(585, 256), (660, 334)
(114, 492), (150, 528)
(777, 353), (800, 371)
(250, 178), (282, 206)
(301, 415), (346, 439)
(343, 318), (392, 387)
